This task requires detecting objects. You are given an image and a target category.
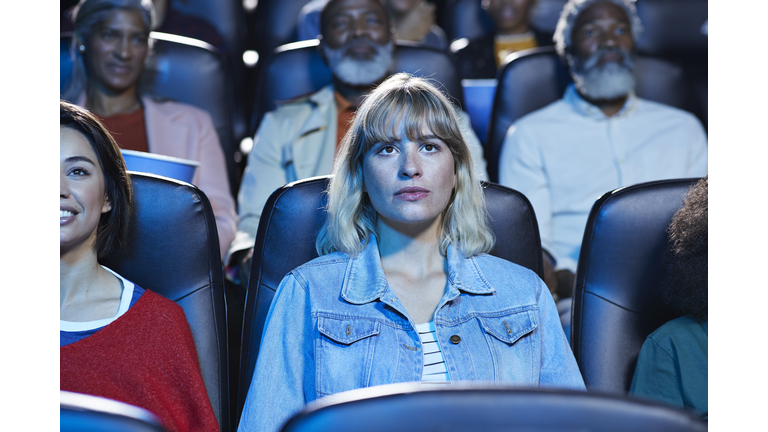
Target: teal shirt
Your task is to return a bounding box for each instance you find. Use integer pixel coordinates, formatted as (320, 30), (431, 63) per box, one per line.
(630, 315), (708, 420)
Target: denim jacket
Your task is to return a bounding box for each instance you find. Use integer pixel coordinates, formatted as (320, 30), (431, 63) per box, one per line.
(238, 236), (585, 432)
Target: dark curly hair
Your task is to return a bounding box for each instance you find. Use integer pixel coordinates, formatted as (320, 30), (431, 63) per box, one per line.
(662, 176), (707, 320)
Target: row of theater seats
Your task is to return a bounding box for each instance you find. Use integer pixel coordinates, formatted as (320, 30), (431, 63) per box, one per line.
(60, 0), (707, 196)
(60, 35), (706, 195)
(59, 170), (704, 432)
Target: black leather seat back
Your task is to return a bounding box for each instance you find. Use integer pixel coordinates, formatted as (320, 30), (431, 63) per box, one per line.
(250, 0), (314, 61)
(236, 176), (543, 426)
(60, 33), (239, 197)
(440, 0), (494, 42)
(170, 0), (248, 63)
(635, 0), (708, 128)
(634, 0), (707, 59)
(100, 173), (229, 432)
(61, 391), (168, 432)
(250, 40), (464, 136)
(282, 383), (708, 432)
(570, 178), (700, 394)
(487, 46), (688, 183)
(169, 0), (249, 141)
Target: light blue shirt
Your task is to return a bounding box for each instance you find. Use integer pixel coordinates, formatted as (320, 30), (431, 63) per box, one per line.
(499, 84), (708, 272)
(238, 235), (585, 432)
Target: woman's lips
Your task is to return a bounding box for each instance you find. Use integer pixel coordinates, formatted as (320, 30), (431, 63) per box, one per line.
(395, 187), (429, 201)
(60, 207), (78, 226)
(107, 63), (132, 75)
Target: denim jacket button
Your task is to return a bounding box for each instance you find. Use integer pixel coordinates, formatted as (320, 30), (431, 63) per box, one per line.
(450, 335), (461, 344)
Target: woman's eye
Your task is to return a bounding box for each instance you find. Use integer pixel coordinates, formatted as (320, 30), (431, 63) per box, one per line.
(69, 168), (88, 176)
(582, 28), (596, 38)
(615, 26), (628, 35)
(101, 31), (116, 41)
(380, 145), (396, 154)
(423, 144), (437, 152)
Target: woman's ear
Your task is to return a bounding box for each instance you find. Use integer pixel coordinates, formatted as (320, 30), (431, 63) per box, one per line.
(74, 34), (85, 53)
(102, 196), (112, 213)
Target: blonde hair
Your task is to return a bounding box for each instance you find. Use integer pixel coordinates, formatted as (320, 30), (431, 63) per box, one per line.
(316, 73), (495, 257)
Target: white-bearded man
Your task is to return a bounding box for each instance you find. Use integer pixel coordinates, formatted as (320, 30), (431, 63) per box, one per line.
(498, 0), (708, 301)
(228, 0), (487, 284)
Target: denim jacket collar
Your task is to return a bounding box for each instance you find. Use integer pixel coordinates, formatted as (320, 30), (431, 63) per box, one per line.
(563, 83), (638, 120)
(341, 235), (495, 305)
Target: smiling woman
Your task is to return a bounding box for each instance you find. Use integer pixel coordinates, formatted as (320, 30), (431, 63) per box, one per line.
(61, 0), (237, 259)
(237, 74), (585, 432)
(59, 100), (220, 432)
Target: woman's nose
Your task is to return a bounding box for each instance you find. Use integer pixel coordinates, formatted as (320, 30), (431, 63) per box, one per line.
(400, 149), (422, 179)
(115, 37), (131, 59)
(60, 175), (70, 198)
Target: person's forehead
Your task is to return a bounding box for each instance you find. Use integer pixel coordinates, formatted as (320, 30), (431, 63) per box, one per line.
(97, 9), (148, 31)
(575, 1), (629, 28)
(324, 0), (388, 20)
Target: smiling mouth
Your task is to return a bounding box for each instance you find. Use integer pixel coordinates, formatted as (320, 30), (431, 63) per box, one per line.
(60, 209), (78, 225)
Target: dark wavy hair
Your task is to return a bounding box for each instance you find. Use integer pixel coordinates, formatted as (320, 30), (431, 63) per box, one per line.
(61, 100), (133, 260)
(662, 176), (707, 320)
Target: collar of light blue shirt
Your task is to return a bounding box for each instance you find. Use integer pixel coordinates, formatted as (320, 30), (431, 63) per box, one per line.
(563, 83), (638, 120)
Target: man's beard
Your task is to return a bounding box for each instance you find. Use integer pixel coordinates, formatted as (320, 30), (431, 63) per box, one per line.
(570, 47), (636, 100)
(322, 39), (394, 86)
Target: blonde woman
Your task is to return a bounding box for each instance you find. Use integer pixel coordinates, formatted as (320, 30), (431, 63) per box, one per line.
(238, 74), (584, 432)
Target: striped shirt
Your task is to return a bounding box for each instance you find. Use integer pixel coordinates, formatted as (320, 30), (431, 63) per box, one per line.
(415, 321), (449, 383)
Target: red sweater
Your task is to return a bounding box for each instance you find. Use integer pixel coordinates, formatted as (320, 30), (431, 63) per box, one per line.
(60, 290), (220, 432)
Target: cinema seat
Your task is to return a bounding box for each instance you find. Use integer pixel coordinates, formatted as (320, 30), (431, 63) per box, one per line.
(235, 176), (544, 426)
(61, 391), (168, 432)
(281, 383), (708, 432)
(570, 178), (701, 394)
(100, 172), (230, 432)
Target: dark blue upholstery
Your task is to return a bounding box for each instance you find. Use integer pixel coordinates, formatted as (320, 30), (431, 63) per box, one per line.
(249, 0), (314, 61)
(61, 391), (168, 432)
(570, 178), (701, 394)
(236, 176), (544, 427)
(169, 0), (249, 141)
(440, 0), (566, 42)
(281, 383), (708, 432)
(487, 46), (689, 183)
(249, 40), (464, 137)
(60, 33), (241, 198)
(635, 0), (708, 59)
(100, 172), (229, 432)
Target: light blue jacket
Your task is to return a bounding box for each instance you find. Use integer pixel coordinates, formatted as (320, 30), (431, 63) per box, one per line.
(238, 236), (585, 432)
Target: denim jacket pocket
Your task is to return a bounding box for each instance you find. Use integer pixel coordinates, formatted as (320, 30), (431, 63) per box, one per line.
(316, 316), (381, 397)
(476, 310), (539, 384)
(478, 310), (537, 345)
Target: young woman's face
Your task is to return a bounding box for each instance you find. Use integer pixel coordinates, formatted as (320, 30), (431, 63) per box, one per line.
(60, 127), (111, 256)
(363, 122), (456, 230)
(85, 9), (150, 95)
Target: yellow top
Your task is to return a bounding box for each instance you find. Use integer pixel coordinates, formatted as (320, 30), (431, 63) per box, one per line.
(494, 32), (538, 67)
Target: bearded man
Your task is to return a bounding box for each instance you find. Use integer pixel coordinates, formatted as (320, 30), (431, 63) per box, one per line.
(498, 0), (708, 300)
(228, 0), (486, 281)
